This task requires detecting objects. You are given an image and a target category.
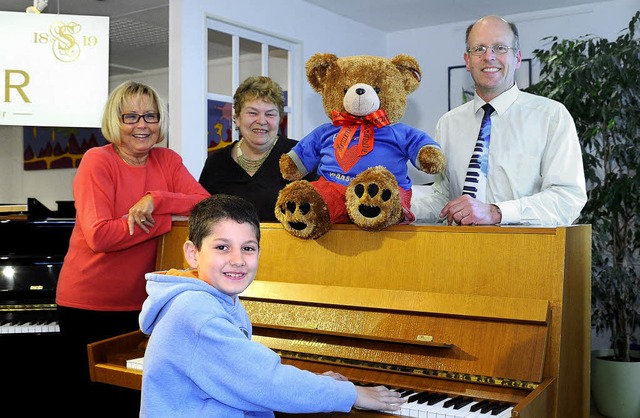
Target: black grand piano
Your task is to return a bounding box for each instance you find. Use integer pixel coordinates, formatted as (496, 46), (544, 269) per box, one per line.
(0, 198), (74, 409)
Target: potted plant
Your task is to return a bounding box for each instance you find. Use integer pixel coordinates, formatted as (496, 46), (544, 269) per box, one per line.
(525, 11), (640, 418)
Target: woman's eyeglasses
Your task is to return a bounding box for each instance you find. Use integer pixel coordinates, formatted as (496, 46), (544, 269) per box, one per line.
(121, 113), (160, 124)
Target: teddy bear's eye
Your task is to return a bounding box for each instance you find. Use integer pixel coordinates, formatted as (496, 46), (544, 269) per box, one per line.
(374, 87), (381, 94)
(344, 88), (349, 94)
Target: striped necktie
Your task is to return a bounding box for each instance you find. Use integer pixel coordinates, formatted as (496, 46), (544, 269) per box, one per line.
(462, 103), (494, 201)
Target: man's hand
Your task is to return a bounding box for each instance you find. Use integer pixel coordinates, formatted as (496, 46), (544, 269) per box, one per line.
(440, 195), (502, 225)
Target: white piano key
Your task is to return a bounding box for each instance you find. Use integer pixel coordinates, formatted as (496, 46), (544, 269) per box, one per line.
(401, 393), (457, 418)
(436, 397), (475, 418)
(402, 391), (432, 417)
(433, 399), (466, 418)
(395, 390), (421, 417)
(494, 407), (514, 417)
(425, 398), (451, 418)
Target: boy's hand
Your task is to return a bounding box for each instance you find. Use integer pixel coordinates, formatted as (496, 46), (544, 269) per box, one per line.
(354, 385), (404, 411)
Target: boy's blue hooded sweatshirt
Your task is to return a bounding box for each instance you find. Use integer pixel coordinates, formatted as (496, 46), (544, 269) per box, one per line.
(139, 270), (357, 417)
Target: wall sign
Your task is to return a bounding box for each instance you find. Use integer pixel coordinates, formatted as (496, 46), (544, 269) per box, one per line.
(0, 11), (109, 127)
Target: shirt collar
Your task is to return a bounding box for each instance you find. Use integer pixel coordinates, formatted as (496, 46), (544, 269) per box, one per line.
(473, 83), (520, 116)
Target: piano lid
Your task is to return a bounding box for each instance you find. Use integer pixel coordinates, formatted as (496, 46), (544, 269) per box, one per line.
(0, 198), (75, 219)
(0, 198), (74, 257)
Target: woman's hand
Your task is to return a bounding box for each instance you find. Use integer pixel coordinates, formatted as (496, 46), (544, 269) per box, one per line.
(128, 194), (155, 235)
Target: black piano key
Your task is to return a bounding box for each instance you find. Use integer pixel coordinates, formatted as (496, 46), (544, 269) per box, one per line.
(481, 401), (503, 414)
(444, 396), (474, 409)
(416, 391), (439, 404)
(426, 393), (449, 405)
(407, 390), (432, 404)
(442, 396), (461, 408)
(393, 388), (415, 398)
(470, 399), (492, 412)
(491, 403), (512, 415)
(406, 391), (424, 403)
(399, 389), (415, 397)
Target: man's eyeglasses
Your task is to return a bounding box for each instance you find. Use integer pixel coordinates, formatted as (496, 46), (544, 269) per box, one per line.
(121, 113), (160, 124)
(467, 44), (516, 56)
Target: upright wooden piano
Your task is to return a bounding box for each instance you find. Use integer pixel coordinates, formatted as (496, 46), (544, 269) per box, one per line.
(88, 222), (591, 418)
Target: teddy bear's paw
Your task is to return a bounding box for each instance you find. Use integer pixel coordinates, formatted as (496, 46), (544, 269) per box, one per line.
(274, 180), (331, 240)
(418, 146), (446, 174)
(346, 166), (403, 231)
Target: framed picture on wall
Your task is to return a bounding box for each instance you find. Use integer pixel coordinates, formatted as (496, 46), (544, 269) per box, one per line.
(447, 58), (532, 110)
(23, 126), (107, 170)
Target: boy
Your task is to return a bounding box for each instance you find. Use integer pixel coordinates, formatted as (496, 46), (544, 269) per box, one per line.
(139, 194), (403, 416)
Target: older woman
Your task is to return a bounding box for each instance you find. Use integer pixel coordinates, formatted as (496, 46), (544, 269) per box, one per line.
(198, 76), (317, 221)
(56, 81), (210, 415)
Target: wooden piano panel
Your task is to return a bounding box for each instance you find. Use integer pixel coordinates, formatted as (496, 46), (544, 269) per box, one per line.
(243, 281), (550, 383)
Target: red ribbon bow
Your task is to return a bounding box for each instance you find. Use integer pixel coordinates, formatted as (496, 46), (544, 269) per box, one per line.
(331, 109), (390, 161)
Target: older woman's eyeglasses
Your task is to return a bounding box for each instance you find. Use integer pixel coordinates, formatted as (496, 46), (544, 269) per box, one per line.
(467, 44), (515, 56)
(121, 113), (160, 124)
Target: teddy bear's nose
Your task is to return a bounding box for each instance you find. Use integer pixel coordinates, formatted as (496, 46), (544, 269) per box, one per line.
(355, 88), (365, 96)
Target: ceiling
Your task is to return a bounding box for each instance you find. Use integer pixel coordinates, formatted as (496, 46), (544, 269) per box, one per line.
(1, 0), (605, 76)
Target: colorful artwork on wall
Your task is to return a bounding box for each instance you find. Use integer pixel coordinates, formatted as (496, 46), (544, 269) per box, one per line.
(23, 126), (107, 170)
(207, 100), (234, 154)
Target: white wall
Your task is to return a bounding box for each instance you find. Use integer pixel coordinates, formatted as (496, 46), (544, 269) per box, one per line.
(1, 0), (637, 215)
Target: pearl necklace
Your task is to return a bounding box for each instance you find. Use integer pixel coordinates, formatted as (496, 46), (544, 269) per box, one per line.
(235, 138), (277, 173)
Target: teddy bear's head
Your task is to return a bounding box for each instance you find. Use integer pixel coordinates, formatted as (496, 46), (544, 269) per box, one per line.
(305, 53), (422, 124)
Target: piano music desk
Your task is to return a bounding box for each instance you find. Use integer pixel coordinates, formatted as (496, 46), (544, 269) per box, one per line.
(89, 222), (591, 418)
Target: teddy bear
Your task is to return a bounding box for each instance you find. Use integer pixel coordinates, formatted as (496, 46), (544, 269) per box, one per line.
(275, 53), (446, 239)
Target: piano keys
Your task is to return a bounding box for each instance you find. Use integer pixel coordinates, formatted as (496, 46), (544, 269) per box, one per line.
(89, 221), (591, 418)
(391, 390), (514, 417)
(0, 303), (60, 334)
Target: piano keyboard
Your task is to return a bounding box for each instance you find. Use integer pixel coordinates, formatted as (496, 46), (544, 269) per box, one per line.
(0, 320), (59, 334)
(389, 389), (514, 418)
(0, 304), (60, 334)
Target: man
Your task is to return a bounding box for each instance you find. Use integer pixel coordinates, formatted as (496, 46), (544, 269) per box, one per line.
(412, 15), (587, 226)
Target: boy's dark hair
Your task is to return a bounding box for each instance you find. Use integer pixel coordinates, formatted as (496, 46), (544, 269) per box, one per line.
(188, 195), (260, 250)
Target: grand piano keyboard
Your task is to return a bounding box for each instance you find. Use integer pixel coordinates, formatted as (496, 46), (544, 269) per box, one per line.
(389, 388), (513, 418)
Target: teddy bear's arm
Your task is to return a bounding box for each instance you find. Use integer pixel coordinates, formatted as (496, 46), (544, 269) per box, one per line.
(279, 151), (309, 181)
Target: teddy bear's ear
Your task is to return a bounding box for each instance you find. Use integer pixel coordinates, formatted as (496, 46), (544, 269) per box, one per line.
(306, 53), (339, 93)
(391, 54), (422, 95)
